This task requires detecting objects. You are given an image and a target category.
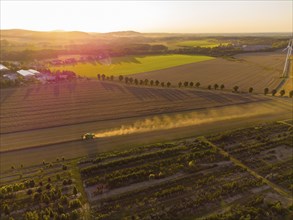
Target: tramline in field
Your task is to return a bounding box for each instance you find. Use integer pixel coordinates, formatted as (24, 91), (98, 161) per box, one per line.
(282, 39), (293, 78)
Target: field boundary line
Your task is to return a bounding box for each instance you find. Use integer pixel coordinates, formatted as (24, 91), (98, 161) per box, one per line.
(0, 139), (80, 154)
(198, 137), (291, 199)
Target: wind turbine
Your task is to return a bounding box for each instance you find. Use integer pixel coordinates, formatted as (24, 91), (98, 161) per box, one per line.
(282, 39), (293, 78)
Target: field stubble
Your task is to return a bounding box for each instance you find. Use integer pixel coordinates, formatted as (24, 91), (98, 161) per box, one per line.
(0, 80), (292, 171)
(133, 52), (286, 93)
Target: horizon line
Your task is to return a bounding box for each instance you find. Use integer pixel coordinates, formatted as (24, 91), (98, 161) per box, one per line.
(1, 28), (292, 35)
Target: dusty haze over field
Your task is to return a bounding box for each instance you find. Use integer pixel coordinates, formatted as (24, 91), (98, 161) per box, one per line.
(1, 0), (292, 33)
(94, 103), (279, 138)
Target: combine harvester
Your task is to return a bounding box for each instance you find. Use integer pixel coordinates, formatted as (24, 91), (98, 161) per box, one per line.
(82, 133), (96, 140)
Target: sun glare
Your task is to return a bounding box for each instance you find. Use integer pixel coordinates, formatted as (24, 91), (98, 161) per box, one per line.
(1, 0), (291, 33)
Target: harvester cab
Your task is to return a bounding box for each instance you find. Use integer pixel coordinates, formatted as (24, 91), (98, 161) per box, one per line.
(82, 133), (96, 140)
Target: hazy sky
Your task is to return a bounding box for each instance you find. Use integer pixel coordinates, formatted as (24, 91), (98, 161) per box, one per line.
(1, 0), (292, 33)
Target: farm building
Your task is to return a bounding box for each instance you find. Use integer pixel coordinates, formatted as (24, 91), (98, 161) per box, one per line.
(0, 64), (9, 71)
(17, 69), (42, 77)
(28, 69), (41, 75)
(37, 74), (56, 83)
(1, 65), (19, 81)
(3, 73), (18, 81)
(17, 70), (35, 78)
(17, 69), (57, 83)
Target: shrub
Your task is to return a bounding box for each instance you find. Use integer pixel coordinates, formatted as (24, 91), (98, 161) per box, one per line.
(27, 189), (33, 195)
(46, 183), (51, 190)
(69, 199), (82, 209)
(24, 211), (39, 220)
(60, 195), (68, 205)
(3, 204), (10, 215)
(73, 186), (78, 196)
(71, 210), (80, 220)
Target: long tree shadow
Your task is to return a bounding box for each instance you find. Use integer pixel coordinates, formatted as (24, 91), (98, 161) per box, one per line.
(53, 84), (60, 97)
(67, 81), (77, 93)
(100, 82), (127, 93)
(0, 87), (18, 103)
(23, 88), (34, 100)
(124, 87), (190, 101)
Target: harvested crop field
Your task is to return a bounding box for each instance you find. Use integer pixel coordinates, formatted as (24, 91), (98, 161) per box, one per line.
(282, 77), (293, 92)
(281, 59), (292, 92)
(133, 52), (286, 93)
(1, 100), (292, 170)
(0, 80), (267, 134)
(2, 79), (292, 170)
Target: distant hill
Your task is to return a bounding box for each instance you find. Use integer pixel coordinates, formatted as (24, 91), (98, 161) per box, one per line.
(1, 29), (94, 42)
(106, 31), (141, 35)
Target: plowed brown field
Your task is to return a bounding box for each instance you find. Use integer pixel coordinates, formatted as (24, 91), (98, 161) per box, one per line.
(133, 52), (285, 93)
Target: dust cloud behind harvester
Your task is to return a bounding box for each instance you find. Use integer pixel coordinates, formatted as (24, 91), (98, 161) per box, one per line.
(94, 103), (279, 138)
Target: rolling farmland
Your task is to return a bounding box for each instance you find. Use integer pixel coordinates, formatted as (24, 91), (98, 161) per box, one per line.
(49, 52), (286, 94)
(50, 55), (214, 77)
(0, 80), (267, 135)
(133, 52), (285, 93)
(1, 74), (292, 220)
(1, 79), (292, 171)
(1, 6), (293, 220)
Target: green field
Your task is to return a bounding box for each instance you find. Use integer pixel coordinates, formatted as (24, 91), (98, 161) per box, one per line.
(177, 39), (229, 48)
(50, 54), (214, 77)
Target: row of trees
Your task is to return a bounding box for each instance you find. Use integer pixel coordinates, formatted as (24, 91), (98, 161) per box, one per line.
(178, 81), (226, 90)
(98, 74), (172, 88)
(98, 74), (292, 97)
(2, 206), (82, 220)
(97, 74), (114, 81)
(119, 75), (172, 87)
(261, 87), (290, 97)
(81, 146), (185, 178)
(178, 82), (292, 96)
(91, 155), (266, 219)
(2, 182), (80, 218)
